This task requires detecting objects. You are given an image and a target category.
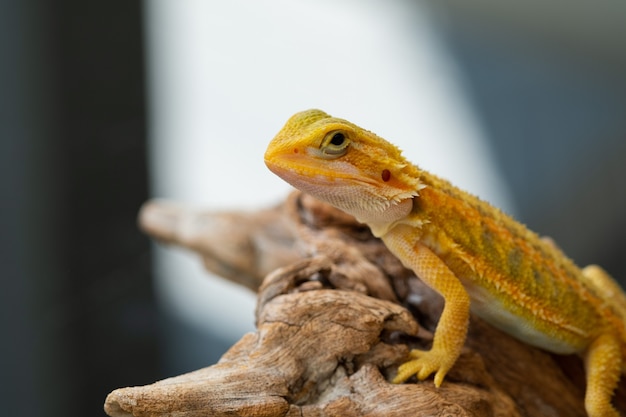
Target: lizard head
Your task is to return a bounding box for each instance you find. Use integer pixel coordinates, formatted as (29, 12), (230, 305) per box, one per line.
(264, 109), (423, 222)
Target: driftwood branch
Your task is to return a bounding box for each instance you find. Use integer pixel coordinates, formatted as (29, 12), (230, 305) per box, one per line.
(105, 192), (626, 416)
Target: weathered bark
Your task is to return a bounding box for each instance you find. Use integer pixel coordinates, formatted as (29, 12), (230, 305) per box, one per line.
(105, 192), (626, 417)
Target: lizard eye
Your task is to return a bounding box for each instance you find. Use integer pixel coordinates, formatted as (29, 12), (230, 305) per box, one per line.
(330, 132), (346, 146)
(320, 131), (350, 158)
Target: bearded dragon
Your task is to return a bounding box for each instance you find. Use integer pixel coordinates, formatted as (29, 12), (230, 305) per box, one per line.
(264, 109), (626, 417)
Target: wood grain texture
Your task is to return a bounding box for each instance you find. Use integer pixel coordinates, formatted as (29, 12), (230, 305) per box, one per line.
(105, 192), (625, 416)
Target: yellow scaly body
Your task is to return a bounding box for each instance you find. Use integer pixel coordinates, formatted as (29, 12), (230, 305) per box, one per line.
(264, 109), (626, 417)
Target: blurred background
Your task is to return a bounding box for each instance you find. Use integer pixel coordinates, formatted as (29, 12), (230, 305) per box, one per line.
(1, 1), (625, 416)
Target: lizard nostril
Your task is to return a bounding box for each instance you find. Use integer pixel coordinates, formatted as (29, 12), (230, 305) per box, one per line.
(382, 169), (391, 182)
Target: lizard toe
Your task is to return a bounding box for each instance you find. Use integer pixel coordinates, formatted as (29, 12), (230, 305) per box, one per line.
(392, 348), (455, 387)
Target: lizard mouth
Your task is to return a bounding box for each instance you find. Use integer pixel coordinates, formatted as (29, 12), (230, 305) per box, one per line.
(264, 154), (379, 189)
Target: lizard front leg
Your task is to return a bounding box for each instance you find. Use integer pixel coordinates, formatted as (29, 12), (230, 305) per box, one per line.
(385, 231), (470, 387)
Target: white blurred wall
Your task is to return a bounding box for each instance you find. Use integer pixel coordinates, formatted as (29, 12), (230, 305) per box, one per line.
(144, 0), (512, 365)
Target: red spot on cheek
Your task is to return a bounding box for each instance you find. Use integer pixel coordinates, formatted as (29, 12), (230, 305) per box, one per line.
(382, 169), (391, 182)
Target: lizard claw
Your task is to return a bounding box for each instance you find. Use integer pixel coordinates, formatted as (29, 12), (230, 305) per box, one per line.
(392, 348), (455, 387)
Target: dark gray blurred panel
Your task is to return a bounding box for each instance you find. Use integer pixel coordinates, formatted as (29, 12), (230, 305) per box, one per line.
(0, 2), (70, 417)
(1, 1), (156, 416)
(429, 2), (626, 282)
(158, 308), (235, 377)
(51, 1), (158, 415)
(430, 0), (626, 76)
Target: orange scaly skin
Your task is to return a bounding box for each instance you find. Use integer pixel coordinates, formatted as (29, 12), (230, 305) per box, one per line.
(264, 109), (626, 417)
